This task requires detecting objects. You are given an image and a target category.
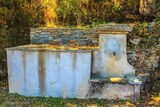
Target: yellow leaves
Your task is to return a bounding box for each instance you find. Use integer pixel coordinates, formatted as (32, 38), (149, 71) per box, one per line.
(106, 102), (135, 107)
(148, 96), (160, 106)
(125, 101), (135, 107)
(86, 104), (99, 107)
(65, 103), (78, 107)
(111, 105), (120, 107)
(110, 77), (123, 83)
(153, 97), (160, 102)
(148, 101), (155, 105)
(40, 0), (57, 28)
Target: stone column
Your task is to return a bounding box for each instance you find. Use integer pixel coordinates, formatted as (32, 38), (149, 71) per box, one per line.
(97, 24), (135, 78)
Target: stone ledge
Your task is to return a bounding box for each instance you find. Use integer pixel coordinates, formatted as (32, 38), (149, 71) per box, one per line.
(97, 23), (132, 34)
(89, 77), (142, 85)
(6, 44), (98, 52)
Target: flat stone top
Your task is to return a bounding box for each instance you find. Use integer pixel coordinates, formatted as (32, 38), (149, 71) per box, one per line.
(6, 44), (99, 52)
(90, 75), (142, 85)
(97, 23), (132, 33)
(30, 28), (85, 30)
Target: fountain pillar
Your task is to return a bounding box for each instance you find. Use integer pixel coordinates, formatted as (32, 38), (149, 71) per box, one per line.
(97, 24), (135, 78)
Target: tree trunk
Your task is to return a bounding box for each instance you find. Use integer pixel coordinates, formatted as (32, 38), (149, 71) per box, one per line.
(139, 0), (156, 16)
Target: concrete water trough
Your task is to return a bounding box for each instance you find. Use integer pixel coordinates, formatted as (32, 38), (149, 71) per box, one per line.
(6, 45), (93, 98)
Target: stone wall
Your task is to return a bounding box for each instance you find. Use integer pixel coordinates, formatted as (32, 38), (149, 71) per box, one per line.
(128, 50), (159, 82)
(30, 28), (98, 46)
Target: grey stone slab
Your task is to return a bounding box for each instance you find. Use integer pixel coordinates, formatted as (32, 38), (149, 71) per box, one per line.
(88, 83), (141, 99)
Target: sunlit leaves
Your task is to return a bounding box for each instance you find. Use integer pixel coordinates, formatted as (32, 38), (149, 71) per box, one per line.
(148, 96), (160, 106)
(40, 0), (57, 27)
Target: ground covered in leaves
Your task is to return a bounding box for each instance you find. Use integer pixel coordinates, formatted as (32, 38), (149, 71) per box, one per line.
(0, 79), (160, 107)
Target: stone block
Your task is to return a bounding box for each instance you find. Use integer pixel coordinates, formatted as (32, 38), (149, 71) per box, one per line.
(89, 82), (141, 99)
(49, 39), (61, 45)
(35, 30), (42, 33)
(69, 40), (76, 46)
(31, 35), (49, 44)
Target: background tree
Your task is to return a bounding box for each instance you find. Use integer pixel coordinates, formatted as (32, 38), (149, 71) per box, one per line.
(139, 0), (156, 17)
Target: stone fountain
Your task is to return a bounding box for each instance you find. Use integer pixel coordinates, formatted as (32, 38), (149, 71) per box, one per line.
(97, 24), (135, 77)
(6, 24), (142, 99)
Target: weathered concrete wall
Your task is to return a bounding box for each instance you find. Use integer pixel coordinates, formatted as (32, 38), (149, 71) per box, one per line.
(30, 28), (98, 46)
(89, 83), (141, 99)
(7, 47), (91, 98)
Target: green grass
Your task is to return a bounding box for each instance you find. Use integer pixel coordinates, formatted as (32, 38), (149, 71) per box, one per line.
(0, 79), (159, 107)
